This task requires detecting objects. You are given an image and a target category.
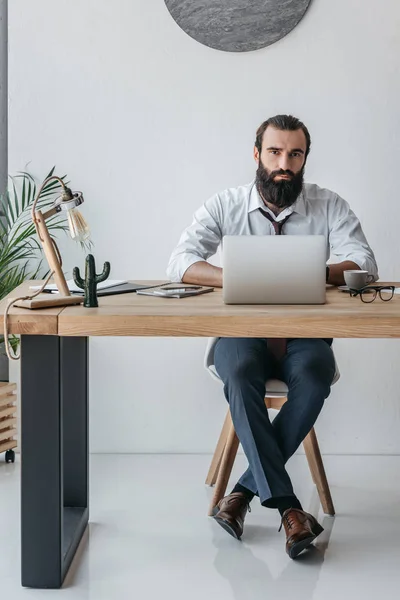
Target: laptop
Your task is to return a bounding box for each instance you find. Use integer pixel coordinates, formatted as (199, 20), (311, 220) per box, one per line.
(222, 235), (326, 304)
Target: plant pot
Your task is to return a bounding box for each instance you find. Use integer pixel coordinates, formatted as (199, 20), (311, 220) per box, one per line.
(0, 344), (9, 382)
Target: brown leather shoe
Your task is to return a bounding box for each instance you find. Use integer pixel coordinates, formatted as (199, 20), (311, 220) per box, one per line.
(211, 492), (251, 540)
(280, 508), (324, 559)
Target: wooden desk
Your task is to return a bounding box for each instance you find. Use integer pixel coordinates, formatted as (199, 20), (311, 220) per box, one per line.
(1, 281), (400, 589)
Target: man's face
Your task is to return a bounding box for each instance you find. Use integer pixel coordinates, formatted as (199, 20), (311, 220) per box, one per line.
(254, 126), (307, 209)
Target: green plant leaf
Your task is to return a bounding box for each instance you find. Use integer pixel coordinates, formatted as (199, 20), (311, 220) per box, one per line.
(21, 175), (26, 212)
(45, 166), (56, 179)
(8, 178), (19, 223)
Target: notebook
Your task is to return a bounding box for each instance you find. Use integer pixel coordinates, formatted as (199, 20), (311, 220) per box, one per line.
(95, 282), (164, 296)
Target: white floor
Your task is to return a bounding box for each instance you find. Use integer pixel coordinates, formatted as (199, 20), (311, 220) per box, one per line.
(1, 454), (400, 599)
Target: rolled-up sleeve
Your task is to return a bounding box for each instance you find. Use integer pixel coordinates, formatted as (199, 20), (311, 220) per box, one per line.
(166, 196), (223, 282)
(329, 195), (379, 281)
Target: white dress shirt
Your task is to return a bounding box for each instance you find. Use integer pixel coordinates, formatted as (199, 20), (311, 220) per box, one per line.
(167, 181), (379, 282)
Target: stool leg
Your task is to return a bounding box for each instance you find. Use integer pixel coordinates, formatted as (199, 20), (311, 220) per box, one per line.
(303, 439), (317, 485)
(208, 414), (239, 516)
(303, 428), (335, 516)
(205, 410), (231, 486)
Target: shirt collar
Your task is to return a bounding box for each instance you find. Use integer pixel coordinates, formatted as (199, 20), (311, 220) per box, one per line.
(248, 181), (307, 219)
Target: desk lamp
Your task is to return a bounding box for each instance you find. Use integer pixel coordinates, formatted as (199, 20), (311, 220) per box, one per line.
(31, 175), (90, 296)
(3, 176), (90, 359)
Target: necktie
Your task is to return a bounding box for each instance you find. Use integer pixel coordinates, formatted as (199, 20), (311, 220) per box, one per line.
(258, 207), (292, 234)
(258, 207), (292, 360)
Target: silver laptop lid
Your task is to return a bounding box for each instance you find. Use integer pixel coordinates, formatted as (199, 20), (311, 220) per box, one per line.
(222, 235), (326, 305)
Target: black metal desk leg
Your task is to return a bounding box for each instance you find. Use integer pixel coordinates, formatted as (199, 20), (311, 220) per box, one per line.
(21, 335), (89, 589)
(61, 337), (89, 582)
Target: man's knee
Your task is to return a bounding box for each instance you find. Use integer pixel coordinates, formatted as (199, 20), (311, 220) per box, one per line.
(285, 341), (335, 387)
(221, 359), (264, 389)
(214, 338), (268, 385)
(289, 364), (333, 399)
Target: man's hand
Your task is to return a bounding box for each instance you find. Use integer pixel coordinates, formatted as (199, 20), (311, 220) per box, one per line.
(327, 261), (362, 286)
(182, 261), (223, 287)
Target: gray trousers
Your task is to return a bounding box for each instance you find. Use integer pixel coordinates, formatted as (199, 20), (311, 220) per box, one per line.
(213, 338), (335, 507)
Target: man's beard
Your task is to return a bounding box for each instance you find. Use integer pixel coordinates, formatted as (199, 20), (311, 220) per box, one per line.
(256, 162), (304, 210)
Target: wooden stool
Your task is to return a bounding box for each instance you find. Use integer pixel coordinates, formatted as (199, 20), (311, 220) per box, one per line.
(205, 395), (335, 517)
(0, 382), (17, 463)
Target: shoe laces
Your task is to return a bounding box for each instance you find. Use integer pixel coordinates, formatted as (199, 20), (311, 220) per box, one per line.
(278, 510), (295, 532)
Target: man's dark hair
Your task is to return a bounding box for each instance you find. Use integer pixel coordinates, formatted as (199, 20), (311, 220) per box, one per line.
(255, 114), (311, 160)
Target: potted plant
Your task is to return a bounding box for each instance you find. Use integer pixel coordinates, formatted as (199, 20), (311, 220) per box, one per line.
(0, 167), (73, 380)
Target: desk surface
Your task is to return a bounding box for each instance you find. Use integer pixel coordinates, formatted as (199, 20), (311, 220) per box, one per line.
(2, 280), (400, 338)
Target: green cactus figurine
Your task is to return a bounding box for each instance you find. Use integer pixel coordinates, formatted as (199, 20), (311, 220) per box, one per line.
(73, 254), (111, 308)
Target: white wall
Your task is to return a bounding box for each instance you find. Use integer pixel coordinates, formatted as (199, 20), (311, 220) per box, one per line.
(8, 0), (400, 455)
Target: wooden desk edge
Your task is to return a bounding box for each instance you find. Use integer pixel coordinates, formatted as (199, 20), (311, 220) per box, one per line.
(57, 314), (400, 338)
(0, 281), (78, 335)
(0, 314), (59, 336)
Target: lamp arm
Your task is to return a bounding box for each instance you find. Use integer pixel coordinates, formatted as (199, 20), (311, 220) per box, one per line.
(30, 175), (70, 295)
(40, 206), (58, 220)
(30, 174), (65, 267)
(31, 175), (67, 225)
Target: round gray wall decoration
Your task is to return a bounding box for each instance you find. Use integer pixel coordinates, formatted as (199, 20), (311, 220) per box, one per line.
(164, 0), (312, 52)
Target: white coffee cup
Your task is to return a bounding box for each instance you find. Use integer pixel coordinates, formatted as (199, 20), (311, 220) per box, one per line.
(343, 270), (373, 290)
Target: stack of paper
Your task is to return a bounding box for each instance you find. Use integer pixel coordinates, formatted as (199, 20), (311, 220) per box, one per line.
(30, 279), (127, 294)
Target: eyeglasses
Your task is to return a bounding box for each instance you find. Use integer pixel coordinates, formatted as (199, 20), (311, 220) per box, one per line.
(349, 285), (395, 303)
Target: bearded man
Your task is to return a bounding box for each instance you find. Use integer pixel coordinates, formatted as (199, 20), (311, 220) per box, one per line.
(167, 115), (378, 558)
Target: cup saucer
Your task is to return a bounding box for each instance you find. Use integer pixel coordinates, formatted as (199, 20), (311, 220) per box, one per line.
(338, 285), (350, 291)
